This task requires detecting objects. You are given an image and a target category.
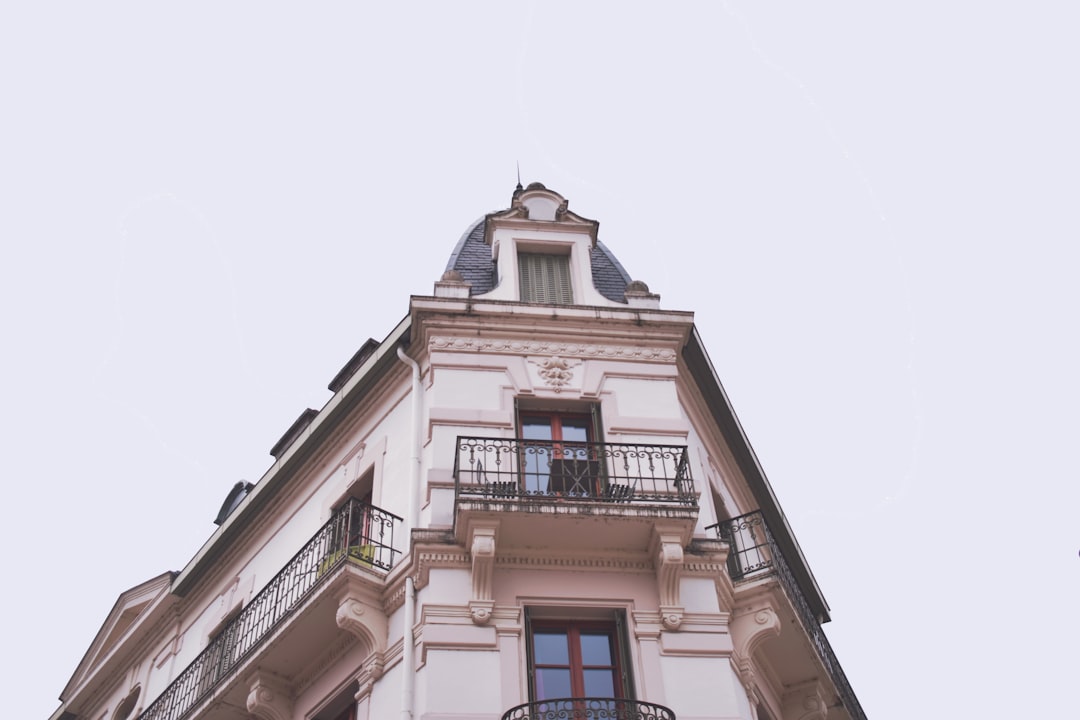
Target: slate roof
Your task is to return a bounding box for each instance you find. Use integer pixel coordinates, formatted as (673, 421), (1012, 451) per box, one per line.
(444, 216), (632, 303)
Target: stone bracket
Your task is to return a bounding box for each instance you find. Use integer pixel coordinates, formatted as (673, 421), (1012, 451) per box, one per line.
(246, 673), (292, 720)
(782, 680), (828, 720)
(652, 526), (686, 630)
(468, 521), (499, 625)
(730, 602), (782, 660)
(336, 580), (388, 677)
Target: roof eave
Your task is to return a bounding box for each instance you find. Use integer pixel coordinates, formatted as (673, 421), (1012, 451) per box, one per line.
(171, 314), (413, 597)
(682, 326), (833, 622)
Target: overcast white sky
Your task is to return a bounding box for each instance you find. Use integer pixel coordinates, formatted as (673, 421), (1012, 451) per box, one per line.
(3, 3), (1078, 719)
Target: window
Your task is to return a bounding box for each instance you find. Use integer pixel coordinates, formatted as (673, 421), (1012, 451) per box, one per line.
(519, 411), (598, 496)
(312, 686), (358, 720)
(199, 608), (242, 696)
(527, 617), (631, 706)
(325, 483), (378, 571)
(519, 252), (573, 304)
(112, 687), (140, 720)
(332, 706), (356, 720)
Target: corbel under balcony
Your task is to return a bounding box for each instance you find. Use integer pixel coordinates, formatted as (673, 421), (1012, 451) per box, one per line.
(246, 673), (292, 720)
(651, 524), (692, 631)
(335, 574), (389, 680)
(466, 521), (499, 625)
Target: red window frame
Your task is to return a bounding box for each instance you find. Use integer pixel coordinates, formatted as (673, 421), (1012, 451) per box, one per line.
(519, 411), (594, 443)
(528, 620), (626, 701)
(518, 411), (598, 496)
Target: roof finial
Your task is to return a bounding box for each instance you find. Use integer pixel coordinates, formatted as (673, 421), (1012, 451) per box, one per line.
(515, 161), (523, 193)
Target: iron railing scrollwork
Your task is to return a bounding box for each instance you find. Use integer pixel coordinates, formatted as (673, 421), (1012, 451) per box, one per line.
(502, 697), (676, 720)
(454, 437), (696, 506)
(138, 499), (402, 720)
(708, 512), (867, 720)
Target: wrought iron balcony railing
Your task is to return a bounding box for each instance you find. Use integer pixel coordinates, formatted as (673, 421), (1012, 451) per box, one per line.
(454, 437), (696, 505)
(138, 499), (402, 720)
(502, 697), (676, 720)
(708, 512), (867, 720)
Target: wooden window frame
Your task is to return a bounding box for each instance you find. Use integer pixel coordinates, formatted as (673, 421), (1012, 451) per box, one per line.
(518, 409), (603, 497)
(526, 618), (630, 702)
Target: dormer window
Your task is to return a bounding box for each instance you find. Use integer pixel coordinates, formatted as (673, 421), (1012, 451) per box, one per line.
(461, 183), (637, 307)
(519, 252), (573, 304)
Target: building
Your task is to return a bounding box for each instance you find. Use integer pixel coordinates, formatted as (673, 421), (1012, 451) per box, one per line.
(51, 184), (868, 720)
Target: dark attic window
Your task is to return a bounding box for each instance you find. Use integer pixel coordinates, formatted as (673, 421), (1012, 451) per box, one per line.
(519, 252), (573, 304)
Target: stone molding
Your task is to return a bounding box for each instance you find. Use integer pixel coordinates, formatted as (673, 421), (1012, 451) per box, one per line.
(496, 554), (654, 572)
(429, 336), (677, 362)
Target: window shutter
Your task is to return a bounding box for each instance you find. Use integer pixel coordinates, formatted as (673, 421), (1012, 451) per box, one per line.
(519, 253), (573, 304)
(524, 608), (536, 700)
(615, 611), (635, 699)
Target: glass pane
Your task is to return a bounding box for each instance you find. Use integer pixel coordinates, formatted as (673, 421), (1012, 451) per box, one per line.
(559, 419), (590, 443)
(523, 446), (552, 494)
(579, 633), (614, 665)
(536, 668), (572, 700)
(522, 418), (554, 494)
(583, 668), (616, 697)
(522, 418), (554, 440)
(533, 631), (569, 664)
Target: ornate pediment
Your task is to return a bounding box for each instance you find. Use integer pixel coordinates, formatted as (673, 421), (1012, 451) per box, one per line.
(60, 572), (175, 701)
(484, 183), (599, 247)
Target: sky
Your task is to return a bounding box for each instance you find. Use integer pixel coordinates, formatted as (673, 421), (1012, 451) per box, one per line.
(3, 3), (1078, 718)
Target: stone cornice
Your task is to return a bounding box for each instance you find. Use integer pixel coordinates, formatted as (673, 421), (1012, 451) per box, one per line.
(430, 336), (678, 362)
(495, 554), (655, 572)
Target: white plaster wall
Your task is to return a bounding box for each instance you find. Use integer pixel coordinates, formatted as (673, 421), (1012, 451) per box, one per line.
(658, 655), (750, 720)
(430, 368), (507, 410)
(369, 659), (403, 720)
(603, 377), (681, 418)
(143, 645), (174, 711)
(420, 568), (472, 606)
(497, 566), (657, 610)
(418, 649), (504, 718)
(680, 577), (722, 614)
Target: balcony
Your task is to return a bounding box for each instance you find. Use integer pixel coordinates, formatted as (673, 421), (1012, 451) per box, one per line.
(139, 499), (402, 720)
(453, 437), (697, 550)
(502, 698), (676, 720)
(708, 512), (866, 720)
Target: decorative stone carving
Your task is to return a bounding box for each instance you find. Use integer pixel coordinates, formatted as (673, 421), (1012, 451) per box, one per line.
(782, 681), (828, 720)
(434, 269), (471, 299)
(246, 673), (292, 720)
(652, 528), (686, 631)
(624, 279), (661, 309)
(529, 355), (580, 393)
(468, 523), (498, 624)
(336, 581), (388, 675)
(429, 336), (677, 362)
(730, 602), (781, 660)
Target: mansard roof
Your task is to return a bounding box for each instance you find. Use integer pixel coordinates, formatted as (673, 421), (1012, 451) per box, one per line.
(444, 183), (633, 303)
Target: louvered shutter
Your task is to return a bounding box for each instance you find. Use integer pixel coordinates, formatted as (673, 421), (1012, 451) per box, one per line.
(519, 253), (573, 304)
